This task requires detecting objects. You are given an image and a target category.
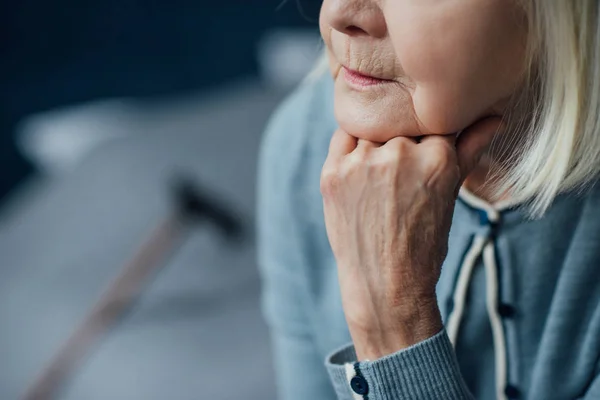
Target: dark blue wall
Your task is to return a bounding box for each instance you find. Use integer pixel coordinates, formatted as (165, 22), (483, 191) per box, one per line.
(0, 0), (322, 198)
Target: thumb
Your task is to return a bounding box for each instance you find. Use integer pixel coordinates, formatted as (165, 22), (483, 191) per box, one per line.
(455, 116), (503, 182)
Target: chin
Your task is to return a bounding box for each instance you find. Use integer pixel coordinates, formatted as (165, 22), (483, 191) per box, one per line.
(333, 75), (424, 142)
(334, 87), (498, 142)
(334, 107), (404, 143)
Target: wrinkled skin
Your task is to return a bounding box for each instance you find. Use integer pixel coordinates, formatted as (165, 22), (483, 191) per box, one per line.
(319, 0), (527, 359)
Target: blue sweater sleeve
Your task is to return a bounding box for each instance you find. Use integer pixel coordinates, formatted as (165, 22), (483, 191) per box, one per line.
(325, 330), (474, 400)
(257, 81), (338, 400)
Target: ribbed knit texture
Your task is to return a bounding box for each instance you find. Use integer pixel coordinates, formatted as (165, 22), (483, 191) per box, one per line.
(326, 331), (472, 400)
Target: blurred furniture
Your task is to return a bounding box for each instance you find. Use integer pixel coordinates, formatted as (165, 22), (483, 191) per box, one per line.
(0, 0), (322, 198)
(0, 79), (287, 399)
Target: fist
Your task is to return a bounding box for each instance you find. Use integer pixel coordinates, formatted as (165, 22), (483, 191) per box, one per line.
(320, 117), (500, 359)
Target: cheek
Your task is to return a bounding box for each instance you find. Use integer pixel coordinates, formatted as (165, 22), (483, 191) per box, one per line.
(387, 19), (478, 132)
(411, 83), (480, 135)
(387, 2), (526, 133)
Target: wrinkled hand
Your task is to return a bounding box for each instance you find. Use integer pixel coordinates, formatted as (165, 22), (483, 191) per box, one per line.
(320, 118), (501, 360)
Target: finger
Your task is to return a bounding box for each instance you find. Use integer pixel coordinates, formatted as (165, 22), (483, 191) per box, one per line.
(456, 116), (503, 181)
(327, 129), (358, 161)
(377, 136), (417, 159)
(381, 135), (418, 150)
(353, 139), (380, 154)
(419, 133), (457, 147)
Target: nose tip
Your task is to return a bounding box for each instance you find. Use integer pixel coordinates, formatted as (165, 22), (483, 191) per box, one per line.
(324, 0), (386, 38)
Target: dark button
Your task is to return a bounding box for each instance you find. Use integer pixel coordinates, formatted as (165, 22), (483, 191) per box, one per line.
(505, 384), (521, 399)
(477, 210), (500, 239)
(498, 303), (516, 318)
(488, 222), (498, 239)
(350, 376), (369, 395)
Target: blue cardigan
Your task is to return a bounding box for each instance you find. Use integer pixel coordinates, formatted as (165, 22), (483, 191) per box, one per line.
(256, 73), (600, 400)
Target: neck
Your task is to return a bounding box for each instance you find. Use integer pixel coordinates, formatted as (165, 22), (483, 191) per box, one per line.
(462, 156), (511, 205)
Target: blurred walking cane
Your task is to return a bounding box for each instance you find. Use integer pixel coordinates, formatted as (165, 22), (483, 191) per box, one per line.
(22, 177), (243, 400)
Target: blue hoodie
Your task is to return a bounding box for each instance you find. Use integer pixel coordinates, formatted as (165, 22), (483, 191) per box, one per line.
(257, 73), (600, 400)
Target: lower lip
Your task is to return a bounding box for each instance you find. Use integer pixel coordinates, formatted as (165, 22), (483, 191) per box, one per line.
(342, 67), (391, 89)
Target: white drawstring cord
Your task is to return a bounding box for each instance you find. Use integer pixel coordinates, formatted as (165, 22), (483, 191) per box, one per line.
(452, 189), (510, 400)
(446, 235), (487, 346)
(484, 241), (508, 400)
(459, 187), (516, 217)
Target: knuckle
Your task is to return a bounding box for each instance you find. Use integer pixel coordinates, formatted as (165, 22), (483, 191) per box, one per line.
(381, 149), (401, 167)
(321, 152), (370, 197)
(346, 150), (368, 169)
(340, 147), (368, 174)
(320, 165), (340, 197)
(375, 138), (412, 169)
(425, 145), (454, 173)
(422, 158), (444, 181)
(421, 145), (460, 190)
(386, 136), (412, 153)
(370, 151), (396, 173)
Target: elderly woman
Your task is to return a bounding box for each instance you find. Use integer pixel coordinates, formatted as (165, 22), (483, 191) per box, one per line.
(257, 1), (600, 399)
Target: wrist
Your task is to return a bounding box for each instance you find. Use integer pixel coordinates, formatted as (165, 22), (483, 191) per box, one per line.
(349, 302), (443, 361)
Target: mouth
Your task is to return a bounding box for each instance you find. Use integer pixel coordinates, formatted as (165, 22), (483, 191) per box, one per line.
(341, 66), (396, 90)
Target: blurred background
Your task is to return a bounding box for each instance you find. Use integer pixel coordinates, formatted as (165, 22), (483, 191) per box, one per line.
(0, 1), (323, 399)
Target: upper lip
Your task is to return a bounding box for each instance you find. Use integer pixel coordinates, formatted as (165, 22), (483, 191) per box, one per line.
(342, 65), (394, 81)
